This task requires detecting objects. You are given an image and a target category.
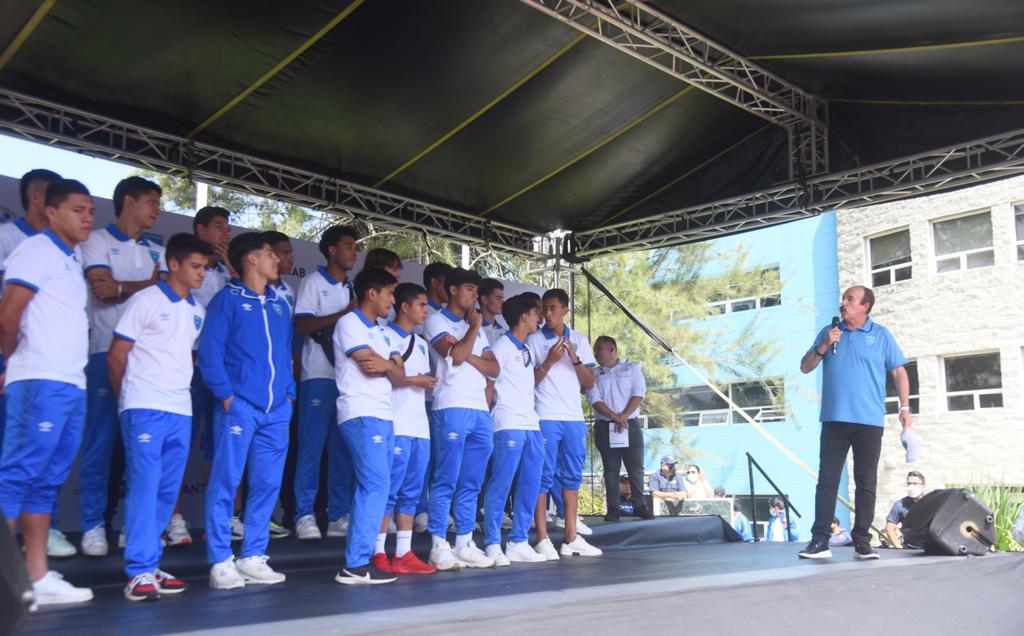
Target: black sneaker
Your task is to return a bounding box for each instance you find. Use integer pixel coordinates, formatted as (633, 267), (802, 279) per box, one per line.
(854, 543), (879, 560)
(603, 512), (620, 522)
(635, 506), (654, 520)
(334, 563), (398, 585)
(797, 540), (832, 559)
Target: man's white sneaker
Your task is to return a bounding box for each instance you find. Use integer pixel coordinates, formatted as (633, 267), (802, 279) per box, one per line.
(413, 512), (429, 533)
(506, 540), (547, 563)
(33, 571), (93, 606)
(560, 535), (602, 557)
(428, 541), (461, 571)
(326, 515), (349, 538)
(164, 514), (193, 546)
(501, 512), (513, 530)
(236, 555), (286, 585)
(456, 541), (495, 568)
(81, 526), (108, 557)
(295, 515), (322, 540)
(46, 528), (76, 558)
(534, 537), (560, 561)
(230, 516), (244, 541)
(209, 557), (245, 590)
(576, 518), (594, 536)
(484, 544), (511, 567)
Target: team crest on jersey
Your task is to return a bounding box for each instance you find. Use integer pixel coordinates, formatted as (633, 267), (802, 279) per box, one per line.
(865, 335), (876, 346)
(194, 315), (202, 329)
(149, 249), (159, 262)
(418, 344), (426, 355)
(272, 302), (283, 316)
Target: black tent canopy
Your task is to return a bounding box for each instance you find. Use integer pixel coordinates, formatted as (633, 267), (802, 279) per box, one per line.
(1, 0), (1023, 258)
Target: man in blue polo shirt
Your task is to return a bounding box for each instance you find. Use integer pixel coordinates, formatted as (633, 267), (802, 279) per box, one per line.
(798, 286), (911, 561)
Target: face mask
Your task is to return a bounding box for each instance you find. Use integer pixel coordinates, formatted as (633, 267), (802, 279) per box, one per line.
(907, 485), (923, 499)
(685, 474), (698, 484)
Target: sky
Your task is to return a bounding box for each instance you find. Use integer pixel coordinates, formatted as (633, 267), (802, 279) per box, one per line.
(0, 134), (136, 199)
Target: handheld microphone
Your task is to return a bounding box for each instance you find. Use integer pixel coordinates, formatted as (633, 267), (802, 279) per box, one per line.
(831, 316), (840, 355)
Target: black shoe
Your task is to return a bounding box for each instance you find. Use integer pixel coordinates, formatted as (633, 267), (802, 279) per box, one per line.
(334, 563), (397, 585)
(797, 540), (832, 559)
(603, 513), (620, 522)
(635, 506), (654, 520)
(854, 543), (879, 560)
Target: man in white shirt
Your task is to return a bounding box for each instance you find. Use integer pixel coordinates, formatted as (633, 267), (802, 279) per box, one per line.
(107, 233), (211, 601)
(527, 289), (602, 557)
(292, 225), (359, 540)
(0, 168), (74, 559)
(423, 268), (499, 569)
(586, 336), (651, 521)
(482, 294), (551, 565)
(478, 278), (507, 347)
(78, 176), (167, 557)
(0, 179), (94, 606)
(372, 283), (438, 575)
(332, 268), (404, 584)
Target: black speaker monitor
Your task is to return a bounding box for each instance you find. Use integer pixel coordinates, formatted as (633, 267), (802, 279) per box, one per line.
(900, 488), (996, 556)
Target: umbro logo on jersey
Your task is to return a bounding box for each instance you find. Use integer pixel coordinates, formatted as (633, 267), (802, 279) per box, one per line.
(241, 303), (252, 311)
(37, 421), (54, 433)
(110, 247), (122, 255)
(229, 425), (243, 436)
(96, 388), (110, 397)
(320, 290), (330, 297)
(137, 433), (152, 443)
(311, 398), (322, 407)
(393, 446), (403, 455)
(371, 435), (384, 444)
(158, 312), (171, 321)
(507, 439), (516, 448)
(447, 432), (459, 440)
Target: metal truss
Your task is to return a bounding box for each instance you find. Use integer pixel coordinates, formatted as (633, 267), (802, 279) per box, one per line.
(0, 89), (542, 258)
(519, 0), (829, 178)
(572, 126), (1024, 258)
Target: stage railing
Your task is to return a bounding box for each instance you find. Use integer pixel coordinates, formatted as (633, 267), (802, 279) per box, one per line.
(747, 452), (800, 542)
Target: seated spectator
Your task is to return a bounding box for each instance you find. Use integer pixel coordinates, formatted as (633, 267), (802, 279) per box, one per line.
(617, 476), (634, 516)
(829, 517), (852, 546)
(731, 499), (753, 541)
(649, 455), (686, 515)
(713, 486), (726, 498)
(683, 464), (715, 499)
(884, 471), (927, 549)
(765, 496), (799, 542)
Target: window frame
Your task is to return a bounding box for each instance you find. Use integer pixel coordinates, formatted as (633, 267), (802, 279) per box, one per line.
(675, 378), (785, 427)
(705, 266), (783, 316)
(884, 360), (920, 415)
(866, 227), (913, 288)
(1013, 203), (1024, 262)
(941, 351), (1003, 412)
(931, 210), (995, 274)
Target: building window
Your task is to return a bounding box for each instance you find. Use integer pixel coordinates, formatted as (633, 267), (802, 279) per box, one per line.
(1015, 203), (1024, 261)
(674, 379), (784, 426)
(932, 211), (994, 273)
(706, 266), (782, 315)
(868, 229), (912, 287)
(943, 353), (1002, 411)
(885, 361), (919, 414)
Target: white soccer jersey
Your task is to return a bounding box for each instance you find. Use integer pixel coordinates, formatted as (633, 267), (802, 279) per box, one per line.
(333, 308), (398, 424)
(482, 315), (508, 347)
(81, 224), (168, 355)
(193, 259), (229, 309)
(586, 359), (647, 419)
(273, 277), (296, 315)
(113, 280), (205, 415)
(490, 332), (539, 432)
(0, 217), (41, 275)
(3, 230), (88, 389)
(384, 322), (430, 439)
(423, 307), (490, 412)
(295, 265), (353, 382)
(526, 325), (597, 421)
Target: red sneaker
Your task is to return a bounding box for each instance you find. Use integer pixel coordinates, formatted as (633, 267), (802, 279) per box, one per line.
(390, 551), (437, 574)
(371, 552), (393, 572)
(153, 569), (187, 594)
(124, 573), (160, 602)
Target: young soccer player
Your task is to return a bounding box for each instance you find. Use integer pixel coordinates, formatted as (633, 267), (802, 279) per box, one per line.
(199, 233), (294, 589)
(0, 168), (75, 559)
(292, 225), (359, 540)
(527, 289), (602, 558)
(424, 268), (499, 569)
(333, 268), (406, 584)
(362, 247), (403, 326)
(264, 230), (296, 311)
(78, 176), (167, 557)
(0, 179), (94, 605)
(107, 233), (211, 601)
(372, 283), (438, 574)
(478, 278), (507, 347)
(482, 294), (549, 565)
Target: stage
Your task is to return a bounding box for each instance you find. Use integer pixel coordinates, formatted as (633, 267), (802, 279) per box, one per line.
(18, 516), (1024, 636)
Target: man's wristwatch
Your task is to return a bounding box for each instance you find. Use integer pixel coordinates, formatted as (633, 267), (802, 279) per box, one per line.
(899, 405), (911, 413)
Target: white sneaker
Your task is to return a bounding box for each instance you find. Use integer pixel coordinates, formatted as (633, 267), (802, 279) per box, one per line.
(428, 540), (461, 571)
(118, 531), (126, 549)
(546, 510), (555, 526)
(33, 571), (93, 606)
(236, 555), (286, 585)
(501, 512), (513, 530)
(46, 529), (76, 558)
(387, 518), (398, 534)
(455, 541), (495, 568)
(295, 515), (322, 541)
(413, 512), (429, 533)
(165, 514), (193, 546)
(209, 557), (245, 590)
(326, 515), (349, 538)
(576, 518), (594, 536)
(554, 516), (566, 529)
(506, 540), (547, 563)
(81, 526), (108, 557)
(484, 544), (511, 567)
(560, 534), (602, 557)
(534, 537), (560, 561)
(230, 516), (244, 541)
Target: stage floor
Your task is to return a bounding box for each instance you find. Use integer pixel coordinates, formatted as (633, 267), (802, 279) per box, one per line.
(18, 516), (1024, 636)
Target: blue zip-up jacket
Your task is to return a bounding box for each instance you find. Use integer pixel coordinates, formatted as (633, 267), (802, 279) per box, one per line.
(198, 278), (295, 412)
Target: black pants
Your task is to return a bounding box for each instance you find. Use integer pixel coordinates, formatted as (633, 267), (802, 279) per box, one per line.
(594, 419), (646, 515)
(811, 421), (883, 545)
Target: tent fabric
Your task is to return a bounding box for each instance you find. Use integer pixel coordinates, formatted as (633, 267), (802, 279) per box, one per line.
(1, 0), (1023, 243)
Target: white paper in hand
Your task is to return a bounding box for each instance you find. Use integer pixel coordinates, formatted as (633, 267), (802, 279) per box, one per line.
(609, 422), (629, 448)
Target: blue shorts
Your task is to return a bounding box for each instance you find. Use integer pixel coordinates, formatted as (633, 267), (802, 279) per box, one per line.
(539, 420), (586, 491)
(386, 436), (430, 517)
